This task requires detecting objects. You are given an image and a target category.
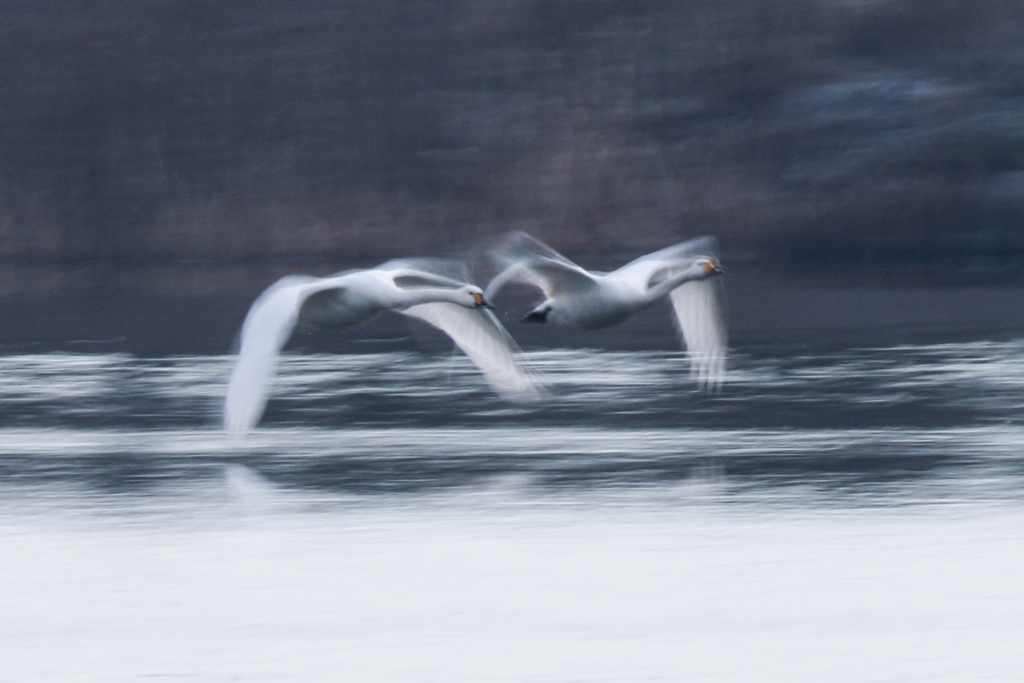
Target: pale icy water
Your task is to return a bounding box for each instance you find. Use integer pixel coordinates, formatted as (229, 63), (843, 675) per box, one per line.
(1, 344), (1024, 681)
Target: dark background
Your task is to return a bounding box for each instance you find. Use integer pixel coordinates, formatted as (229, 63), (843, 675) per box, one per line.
(3, 0), (1024, 353)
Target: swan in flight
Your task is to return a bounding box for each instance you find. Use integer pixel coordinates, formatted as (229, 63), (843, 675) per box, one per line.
(485, 232), (728, 389)
(224, 259), (540, 432)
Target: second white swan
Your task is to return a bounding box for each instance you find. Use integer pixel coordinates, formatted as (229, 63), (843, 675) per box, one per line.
(485, 232), (728, 389)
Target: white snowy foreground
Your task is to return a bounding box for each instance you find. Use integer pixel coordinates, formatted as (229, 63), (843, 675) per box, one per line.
(0, 481), (1021, 683)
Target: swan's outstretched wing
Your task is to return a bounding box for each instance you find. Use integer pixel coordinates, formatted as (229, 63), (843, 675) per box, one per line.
(669, 276), (728, 391)
(377, 257), (471, 289)
(626, 235), (720, 268)
(615, 235), (721, 286)
(485, 231), (582, 270)
(484, 232), (596, 299)
(399, 302), (542, 403)
(224, 275), (348, 432)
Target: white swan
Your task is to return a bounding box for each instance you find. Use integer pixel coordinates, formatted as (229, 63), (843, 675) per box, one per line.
(485, 232), (728, 389)
(224, 259), (540, 432)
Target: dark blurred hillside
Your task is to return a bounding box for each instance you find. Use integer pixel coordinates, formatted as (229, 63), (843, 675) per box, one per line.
(2, 0), (1024, 304)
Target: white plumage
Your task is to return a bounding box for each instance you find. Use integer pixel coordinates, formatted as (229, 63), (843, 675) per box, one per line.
(485, 232), (728, 389)
(224, 260), (540, 432)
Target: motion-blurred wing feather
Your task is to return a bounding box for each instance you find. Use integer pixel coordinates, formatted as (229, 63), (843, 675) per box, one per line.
(529, 258), (597, 296)
(484, 232), (596, 299)
(616, 235), (720, 286)
(400, 302), (542, 403)
(224, 275), (324, 433)
(669, 277), (728, 391)
(630, 235), (720, 266)
(486, 256), (596, 300)
(487, 231), (581, 269)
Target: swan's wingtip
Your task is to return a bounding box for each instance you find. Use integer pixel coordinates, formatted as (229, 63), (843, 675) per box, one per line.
(687, 355), (726, 394)
(222, 412), (255, 436)
(499, 381), (547, 406)
(694, 372), (726, 393)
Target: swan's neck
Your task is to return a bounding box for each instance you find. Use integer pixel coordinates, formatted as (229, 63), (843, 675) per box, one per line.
(642, 267), (705, 304)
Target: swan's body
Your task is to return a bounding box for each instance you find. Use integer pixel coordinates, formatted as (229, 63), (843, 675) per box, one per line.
(485, 232), (727, 388)
(224, 260), (539, 432)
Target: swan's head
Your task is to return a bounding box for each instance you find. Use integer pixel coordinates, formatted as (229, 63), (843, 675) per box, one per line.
(695, 258), (724, 277)
(459, 285), (495, 310)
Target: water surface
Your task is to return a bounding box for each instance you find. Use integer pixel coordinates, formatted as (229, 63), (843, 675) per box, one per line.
(1, 344), (1022, 681)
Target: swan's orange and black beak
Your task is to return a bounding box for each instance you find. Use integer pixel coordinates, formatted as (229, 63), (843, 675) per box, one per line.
(700, 259), (724, 275)
(472, 292), (496, 309)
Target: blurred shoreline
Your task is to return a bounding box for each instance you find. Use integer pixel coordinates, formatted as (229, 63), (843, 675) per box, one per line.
(4, 1), (1024, 285)
(4, 0), (1024, 353)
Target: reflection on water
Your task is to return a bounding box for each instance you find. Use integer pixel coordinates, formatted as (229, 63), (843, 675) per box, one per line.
(2, 343), (1024, 501)
(1, 345), (1023, 681)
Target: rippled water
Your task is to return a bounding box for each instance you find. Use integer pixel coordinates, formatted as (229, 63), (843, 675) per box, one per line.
(3, 343), (1024, 501)
(2, 344), (1023, 681)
